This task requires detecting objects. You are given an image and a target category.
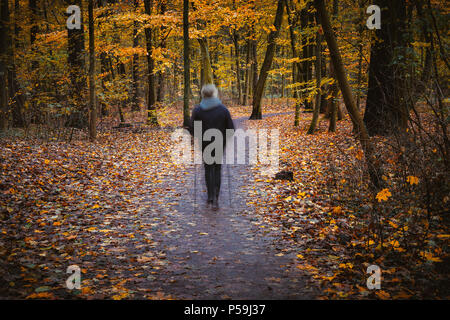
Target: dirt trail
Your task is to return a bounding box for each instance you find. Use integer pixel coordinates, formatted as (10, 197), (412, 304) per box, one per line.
(139, 113), (317, 299)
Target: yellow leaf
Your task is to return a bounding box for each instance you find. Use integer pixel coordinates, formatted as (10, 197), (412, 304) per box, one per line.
(406, 176), (419, 185)
(389, 240), (400, 247)
(376, 188), (392, 202)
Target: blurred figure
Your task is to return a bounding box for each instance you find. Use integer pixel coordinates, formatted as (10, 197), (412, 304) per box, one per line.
(189, 84), (234, 209)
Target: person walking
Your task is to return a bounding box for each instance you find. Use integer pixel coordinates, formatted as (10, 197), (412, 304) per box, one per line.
(189, 84), (234, 209)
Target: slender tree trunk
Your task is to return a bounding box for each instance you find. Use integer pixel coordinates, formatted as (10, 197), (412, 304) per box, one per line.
(0, 0), (10, 131)
(156, 0), (166, 103)
(250, 39), (258, 100)
(356, 42), (363, 110)
(307, 32), (322, 134)
(144, 0), (158, 125)
(11, 0), (24, 127)
(328, 63), (338, 132)
(249, 0), (284, 120)
(314, 0), (382, 188)
(285, 0), (302, 126)
(243, 39), (250, 105)
(328, 0), (339, 132)
(97, 0), (114, 117)
(319, 52), (327, 113)
(355, 2), (363, 110)
(116, 60), (127, 123)
(131, 0), (140, 111)
(30, 0), (38, 70)
(182, 0), (190, 126)
(172, 60), (177, 101)
(233, 32), (242, 104)
(88, 0), (96, 141)
(30, 0), (39, 123)
(300, 7), (313, 112)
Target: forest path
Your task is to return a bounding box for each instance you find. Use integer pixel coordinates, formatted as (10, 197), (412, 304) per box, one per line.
(137, 112), (317, 299)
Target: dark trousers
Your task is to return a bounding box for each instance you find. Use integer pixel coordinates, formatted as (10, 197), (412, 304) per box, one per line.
(204, 163), (222, 201)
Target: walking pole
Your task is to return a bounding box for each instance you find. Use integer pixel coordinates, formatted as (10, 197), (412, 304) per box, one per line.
(227, 163), (232, 210)
(194, 163), (197, 214)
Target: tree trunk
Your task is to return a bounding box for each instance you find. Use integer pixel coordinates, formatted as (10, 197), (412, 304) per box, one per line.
(243, 39), (250, 105)
(182, 0), (190, 126)
(314, 0), (382, 188)
(307, 32), (322, 134)
(233, 32), (242, 104)
(301, 7), (313, 112)
(250, 39), (258, 100)
(327, 0), (339, 132)
(328, 63), (338, 132)
(131, 0), (140, 111)
(30, 0), (38, 70)
(10, 0), (24, 127)
(29, 0), (39, 124)
(88, 0), (96, 141)
(249, 0), (284, 120)
(355, 42), (363, 110)
(355, 2), (363, 110)
(156, 0), (166, 103)
(0, 0), (10, 131)
(363, 0), (408, 136)
(319, 52), (327, 113)
(285, 0), (302, 126)
(66, 0), (87, 128)
(144, 0), (158, 125)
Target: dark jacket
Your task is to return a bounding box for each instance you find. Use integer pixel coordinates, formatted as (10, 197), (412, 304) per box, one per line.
(188, 97), (235, 152)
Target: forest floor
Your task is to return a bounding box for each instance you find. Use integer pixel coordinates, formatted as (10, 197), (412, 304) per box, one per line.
(0, 101), (448, 299)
